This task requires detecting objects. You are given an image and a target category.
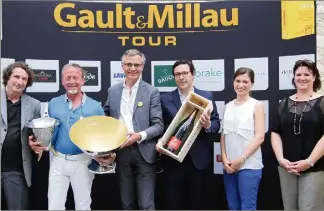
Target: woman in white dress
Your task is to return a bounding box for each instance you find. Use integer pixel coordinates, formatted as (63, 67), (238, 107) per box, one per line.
(220, 67), (265, 210)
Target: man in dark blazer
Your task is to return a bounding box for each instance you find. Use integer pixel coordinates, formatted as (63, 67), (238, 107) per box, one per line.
(103, 49), (164, 210)
(0, 62), (41, 210)
(157, 59), (220, 210)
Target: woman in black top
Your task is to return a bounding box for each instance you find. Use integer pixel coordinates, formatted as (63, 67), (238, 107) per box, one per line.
(271, 60), (324, 210)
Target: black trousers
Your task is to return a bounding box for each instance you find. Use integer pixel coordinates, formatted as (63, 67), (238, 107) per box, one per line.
(161, 155), (210, 210)
(116, 145), (156, 210)
(1, 171), (29, 210)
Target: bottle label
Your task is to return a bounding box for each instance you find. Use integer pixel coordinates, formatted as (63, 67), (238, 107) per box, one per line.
(167, 136), (182, 151)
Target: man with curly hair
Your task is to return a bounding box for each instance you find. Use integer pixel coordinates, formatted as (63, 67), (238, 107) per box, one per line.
(1, 61), (41, 210)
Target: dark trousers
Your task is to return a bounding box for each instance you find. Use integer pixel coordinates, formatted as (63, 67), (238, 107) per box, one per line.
(1, 171), (29, 210)
(161, 155), (209, 210)
(116, 144), (156, 210)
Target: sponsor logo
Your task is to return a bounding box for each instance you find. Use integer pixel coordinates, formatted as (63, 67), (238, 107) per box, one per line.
(255, 72), (266, 76)
(193, 60), (225, 91)
(82, 66), (98, 86)
(281, 69), (293, 75)
(216, 154), (222, 162)
(195, 68), (223, 78)
(153, 65), (177, 87)
(34, 70), (56, 83)
(25, 59), (60, 93)
(113, 72), (125, 79)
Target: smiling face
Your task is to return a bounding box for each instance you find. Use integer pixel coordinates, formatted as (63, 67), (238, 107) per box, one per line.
(293, 66), (315, 92)
(233, 73), (253, 97)
(62, 66), (85, 95)
(5, 67), (29, 95)
(122, 55), (144, 83)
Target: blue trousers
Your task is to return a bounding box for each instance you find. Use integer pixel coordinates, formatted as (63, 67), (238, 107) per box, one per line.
(223, 169), (262, 210)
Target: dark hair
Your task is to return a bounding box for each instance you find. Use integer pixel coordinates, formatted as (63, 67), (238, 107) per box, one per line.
(233, 67), (255, 83)
(292, 60), (321, 91)
(2, 61), (34, 87)
(172, 59), (195, 75)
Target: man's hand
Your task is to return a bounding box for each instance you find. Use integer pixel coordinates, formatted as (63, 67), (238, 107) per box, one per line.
(155, 139), (165, 154)
(95, 153), (116, 166)
(120, 132), (141, 149)
(28, 135), (47, 154)
(199, 109), (211, 129)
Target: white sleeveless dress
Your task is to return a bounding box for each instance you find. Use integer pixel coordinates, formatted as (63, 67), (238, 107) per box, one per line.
(222, 98), (263, 170)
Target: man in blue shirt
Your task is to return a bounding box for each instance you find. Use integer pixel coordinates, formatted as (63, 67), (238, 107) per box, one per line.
(29, 63), (114, 210)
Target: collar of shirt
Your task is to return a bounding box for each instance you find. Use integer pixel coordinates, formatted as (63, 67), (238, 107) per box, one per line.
(6, 94), (21, 105)
(65, 92), (87, 109)
(123, 78), (141, 93)
(178, 87), (195, 105)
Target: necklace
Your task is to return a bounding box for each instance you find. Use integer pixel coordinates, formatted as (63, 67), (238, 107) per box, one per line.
(293, 94), (312, 135)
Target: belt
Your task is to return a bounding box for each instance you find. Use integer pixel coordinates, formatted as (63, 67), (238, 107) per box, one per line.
(55, 152), (91, 161)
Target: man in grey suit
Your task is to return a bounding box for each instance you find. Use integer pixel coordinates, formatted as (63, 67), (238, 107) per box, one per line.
(103, 49), (164, 210)
(0, 62), (41, 210)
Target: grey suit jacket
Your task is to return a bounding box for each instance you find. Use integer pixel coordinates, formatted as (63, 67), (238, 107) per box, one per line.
(103, 80), (164, 164)
(0, 88), (41, 187)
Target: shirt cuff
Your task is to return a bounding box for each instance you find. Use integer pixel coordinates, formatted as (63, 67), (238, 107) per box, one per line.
(204, 122), (212, 133)
(137, 131), (147, 144)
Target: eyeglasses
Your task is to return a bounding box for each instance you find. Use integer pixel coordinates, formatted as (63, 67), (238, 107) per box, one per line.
(174, 71), (190, 78)
(123, 63), (143, 69)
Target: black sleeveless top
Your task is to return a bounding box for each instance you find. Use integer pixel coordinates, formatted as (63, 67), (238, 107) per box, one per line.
(271, 96), (324, 172)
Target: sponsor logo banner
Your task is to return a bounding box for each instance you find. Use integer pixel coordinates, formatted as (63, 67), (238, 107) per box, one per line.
(26, 59), (60, 93)
(151, 61), (177, 92)
(193, 60), (225, 91)
(34, 70), (56, 83)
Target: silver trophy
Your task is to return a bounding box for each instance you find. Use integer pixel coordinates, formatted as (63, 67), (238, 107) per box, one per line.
(27, 103), (59, 160)
(69, 116), (128, 174)
(84, 151), (117, 174)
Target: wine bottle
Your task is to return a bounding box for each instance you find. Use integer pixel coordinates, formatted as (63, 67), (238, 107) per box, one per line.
(165, 108), (199, 155)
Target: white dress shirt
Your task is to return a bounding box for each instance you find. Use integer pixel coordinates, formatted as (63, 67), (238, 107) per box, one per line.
(119, 79), (147, 143)
(178, 88), (194, 105)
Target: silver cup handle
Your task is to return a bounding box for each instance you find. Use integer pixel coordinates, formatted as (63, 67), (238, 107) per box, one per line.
(43, 102), (49, 118)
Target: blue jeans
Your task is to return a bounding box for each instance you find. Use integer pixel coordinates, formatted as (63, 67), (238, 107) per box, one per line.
(223, 169), (262, 210)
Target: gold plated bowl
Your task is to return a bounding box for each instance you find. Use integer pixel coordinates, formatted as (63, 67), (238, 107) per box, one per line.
(69, 116), (128, 174)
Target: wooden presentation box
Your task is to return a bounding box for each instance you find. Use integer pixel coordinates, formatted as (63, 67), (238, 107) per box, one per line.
(157, 91), (213, 162)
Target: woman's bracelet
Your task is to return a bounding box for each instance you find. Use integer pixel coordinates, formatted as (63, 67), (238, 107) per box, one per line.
(306, 158), (314, 167)
(240, 154), (247, 163)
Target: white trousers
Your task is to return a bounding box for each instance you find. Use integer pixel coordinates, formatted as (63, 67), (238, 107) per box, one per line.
(48, 153), (95, 210)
